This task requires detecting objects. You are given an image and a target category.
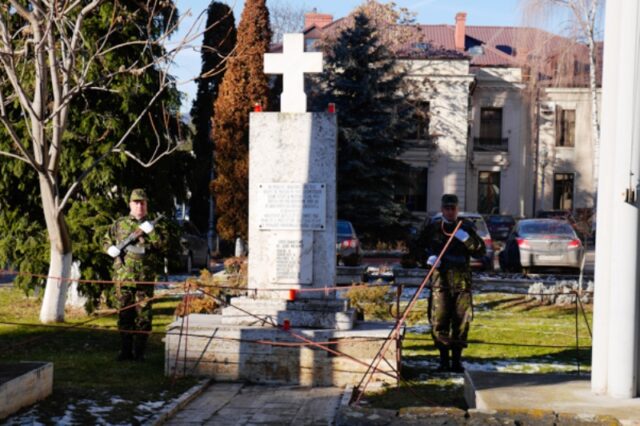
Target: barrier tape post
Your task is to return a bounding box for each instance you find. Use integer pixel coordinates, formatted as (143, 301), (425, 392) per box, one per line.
(575, 291), (580, 375)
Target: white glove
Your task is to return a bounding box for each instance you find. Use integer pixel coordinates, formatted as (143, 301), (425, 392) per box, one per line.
(426, 255), (440, 268)
(139, 221), (154, 234)
(107, 245), (121, 258)
(454, 229), (470, 243)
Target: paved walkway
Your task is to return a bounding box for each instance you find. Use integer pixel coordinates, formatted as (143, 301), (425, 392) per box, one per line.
(164, 382), (344, 426)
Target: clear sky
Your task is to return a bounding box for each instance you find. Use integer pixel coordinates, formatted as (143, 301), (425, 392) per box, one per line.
(169, 0), (552, 113)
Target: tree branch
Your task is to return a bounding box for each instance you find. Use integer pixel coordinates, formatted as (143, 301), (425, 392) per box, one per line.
(57, 75), (171, 214)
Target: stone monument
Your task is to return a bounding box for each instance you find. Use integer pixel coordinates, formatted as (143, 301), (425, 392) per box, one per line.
(165, 34), (400, 386)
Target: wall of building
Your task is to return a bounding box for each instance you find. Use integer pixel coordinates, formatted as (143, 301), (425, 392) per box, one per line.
(397, 60), (599, 220)
(399, 59), (474, 216)
(468, 67), (530, 217)
(536, 88), (601, 213)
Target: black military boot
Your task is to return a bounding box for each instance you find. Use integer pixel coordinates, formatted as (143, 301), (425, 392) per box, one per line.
(436, 348), (450, 372)
(133, 334), (148, 362)
(450, 348), (465, 373)
(117, 333), (134, 361)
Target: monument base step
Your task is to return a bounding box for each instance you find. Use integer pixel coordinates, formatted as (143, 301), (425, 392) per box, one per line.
(165, 314), (402, 387)
(220, 297), (356, 330)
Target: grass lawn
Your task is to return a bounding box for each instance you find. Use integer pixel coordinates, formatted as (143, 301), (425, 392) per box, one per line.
(0, 285), (198, 425)
(364, 292), (593, 410)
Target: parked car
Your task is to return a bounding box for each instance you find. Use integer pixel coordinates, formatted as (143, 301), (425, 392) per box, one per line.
(336, 220), (361, 266)
(535, 210), (590, 242)
(431, 212), (494, 271)
(178, 220), (210, 273)
(485, 214), (517, 241)
(499, 218), (584, 273)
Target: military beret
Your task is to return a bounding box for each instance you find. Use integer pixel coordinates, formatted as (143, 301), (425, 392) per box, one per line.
(441, 193), (458, 207)
(130, 188), (148, 202)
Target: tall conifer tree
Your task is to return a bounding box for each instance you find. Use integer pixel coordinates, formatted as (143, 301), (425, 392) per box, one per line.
(315, 12), (415, 241)
(211, 0), (272, 241)
(189, 2), (236, 235)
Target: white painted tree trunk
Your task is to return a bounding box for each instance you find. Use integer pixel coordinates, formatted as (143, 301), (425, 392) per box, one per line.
(39, 248), (72, 323)
(38, 177), (73, 323)
(65, 261), (87, 310)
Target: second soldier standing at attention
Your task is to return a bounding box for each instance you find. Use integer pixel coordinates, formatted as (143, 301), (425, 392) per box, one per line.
(417, 194), (485, 372)
(104, 189), (164, 361)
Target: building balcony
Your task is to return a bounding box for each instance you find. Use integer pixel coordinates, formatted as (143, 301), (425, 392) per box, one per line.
(473, 137), (509, 152)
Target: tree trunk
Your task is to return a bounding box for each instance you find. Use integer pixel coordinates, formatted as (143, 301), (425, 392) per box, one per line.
(39, 246), (72, 323)
(38, 176), (73, 323)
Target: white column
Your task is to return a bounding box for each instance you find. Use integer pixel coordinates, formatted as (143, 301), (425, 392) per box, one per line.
(605, 0), (640, 399)
(591, 0), (622, 395)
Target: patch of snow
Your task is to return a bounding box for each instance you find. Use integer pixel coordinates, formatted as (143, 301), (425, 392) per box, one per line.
(110, 396), (127, 405)
(51, 406), (75, 425)
(3, 408), (44, 426)
(406, 324), (431, 334)
(404, 357), (577, 374)
(88, 404), (113, 415)
(137, 400), (166, 411)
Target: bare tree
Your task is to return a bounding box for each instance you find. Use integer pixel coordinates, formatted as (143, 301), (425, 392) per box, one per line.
(318, 0), (422, 55)
(0, 1), (205, 323)
(269, 0), (306, 44)
(521, 0), (604, 193)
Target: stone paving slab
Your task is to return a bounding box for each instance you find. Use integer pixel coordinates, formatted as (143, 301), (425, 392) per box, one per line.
(465, 371), (640, 425)
(163, 382), (343, 425)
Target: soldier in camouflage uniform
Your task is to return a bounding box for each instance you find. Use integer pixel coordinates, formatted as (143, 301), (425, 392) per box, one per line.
(103, 189), (164, 361)
(416, 194), (485, 372)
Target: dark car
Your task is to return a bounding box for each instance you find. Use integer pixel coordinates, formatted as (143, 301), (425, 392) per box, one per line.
(431, 212), (494, 271)
(336, 220), (361, 266)
(178, 221), (210, 273)
(485, 214), (516, 241)
(499, 218), (584, 273)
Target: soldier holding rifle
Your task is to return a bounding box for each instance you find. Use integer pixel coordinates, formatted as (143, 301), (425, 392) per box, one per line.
(103, 189), (164, 361)
(415, 194), (485, 372)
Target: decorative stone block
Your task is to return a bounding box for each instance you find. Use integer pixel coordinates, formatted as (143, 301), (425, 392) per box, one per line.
(0, 362), (53, 420)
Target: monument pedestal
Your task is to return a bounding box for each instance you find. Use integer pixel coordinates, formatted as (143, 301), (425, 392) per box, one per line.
(219, 297), (357, 330)
(165, 41), (402, 388)
(165, 314), (400, 387)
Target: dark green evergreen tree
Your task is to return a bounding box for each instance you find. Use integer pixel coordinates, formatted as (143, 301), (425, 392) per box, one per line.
(189, 2), (236, 236)
(314, 12), (415, 242)
(0, 1), (191, 314)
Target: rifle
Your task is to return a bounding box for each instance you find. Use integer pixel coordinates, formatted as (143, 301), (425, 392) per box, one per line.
(107, 214), (165, 258)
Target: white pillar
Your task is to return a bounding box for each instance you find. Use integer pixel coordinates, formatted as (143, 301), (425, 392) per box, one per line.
(591, 0), (622, 395)
(604, 0), (640, 399)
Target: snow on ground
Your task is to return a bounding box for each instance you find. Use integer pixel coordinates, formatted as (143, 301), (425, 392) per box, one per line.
(403, 357), (578, 375)
(406, 324), (432, 334)
(3, 408), (44, 426)
(5, 395), (173, 425)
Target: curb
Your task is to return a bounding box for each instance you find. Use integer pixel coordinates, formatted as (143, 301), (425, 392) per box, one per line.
(148, 379), (212, 426)
(339, 384), (354, 407)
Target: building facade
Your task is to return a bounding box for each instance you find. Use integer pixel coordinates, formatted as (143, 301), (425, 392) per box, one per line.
(303, 10), (601, 221)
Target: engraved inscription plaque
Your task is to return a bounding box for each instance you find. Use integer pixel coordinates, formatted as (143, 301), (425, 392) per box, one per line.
(258, 183), (326, 230)
(269, 232), (313, 284)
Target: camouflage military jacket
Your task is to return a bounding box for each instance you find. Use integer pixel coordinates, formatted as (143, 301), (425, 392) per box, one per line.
(418, 218), (486, 272)
(103, 215), (163, 283)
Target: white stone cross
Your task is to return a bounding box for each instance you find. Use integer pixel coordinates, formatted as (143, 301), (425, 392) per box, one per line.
(264, 33), (323, 113)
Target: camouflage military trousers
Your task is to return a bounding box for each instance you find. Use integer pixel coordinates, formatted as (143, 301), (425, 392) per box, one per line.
(428, 269), (473, 350)
(116, 284), (154, 333)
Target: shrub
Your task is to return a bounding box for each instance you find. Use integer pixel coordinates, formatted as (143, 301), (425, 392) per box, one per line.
(345, 283), (391, 320)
